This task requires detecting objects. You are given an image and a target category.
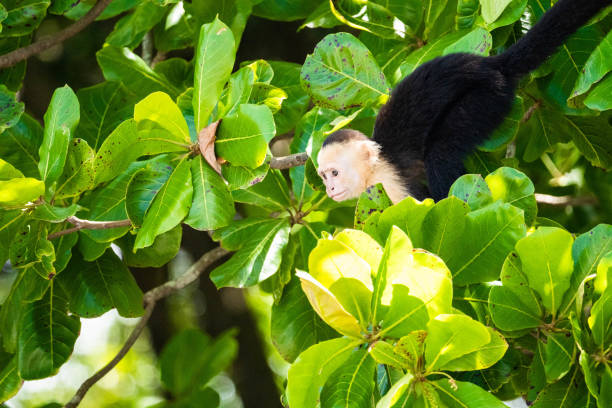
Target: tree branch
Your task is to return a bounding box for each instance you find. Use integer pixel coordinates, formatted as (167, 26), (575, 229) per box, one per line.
(535, 193), (598, 206)
(64, 246), (229, 408)
(521, 100), (541, 123)
(269, 152), (309, 169)
(47, 216), (132, 240)
(0, 0), (113, 69)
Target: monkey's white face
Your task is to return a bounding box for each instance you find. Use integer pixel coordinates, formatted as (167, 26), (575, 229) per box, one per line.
(317, 143), (372, 201)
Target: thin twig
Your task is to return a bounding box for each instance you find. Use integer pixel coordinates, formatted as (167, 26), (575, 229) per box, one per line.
(47, 216), (132, 240)
(0, 0), (113, 69)
(535, 193), (598, 206)
(64, 246), (229, 408)
(269, 152), (309, 169)
(521, 100), (541, 123)
(141, 32), (154, 66)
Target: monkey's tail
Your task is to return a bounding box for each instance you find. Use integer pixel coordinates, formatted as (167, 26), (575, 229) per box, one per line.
(493, 0), (611, 78)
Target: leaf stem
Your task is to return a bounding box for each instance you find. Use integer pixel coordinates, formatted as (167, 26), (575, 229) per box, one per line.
(47, 216), (132, 240)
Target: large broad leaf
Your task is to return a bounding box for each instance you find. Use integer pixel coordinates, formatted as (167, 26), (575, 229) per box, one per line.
(355, 183), (393, 229)
(425, 314), (491, 372)
(216, 104), (276, 168)
(93, 119), (188, 185)
(489, 252), (544, 331)
(0, 85), (24, 133)
(584, 73), (612, 111)
(231, 169), (291, 211)
(135, 157), (193, 249)
(399, 31), (467, 75)
(479, 0), (512, 24)
(1, 0), (49, 36)
(443, 27), (492, 56)
(0, 210), (27, 265)
(449, 175), (494, 211)
(134, 91), (191, 145)
(185, 156), (235, 231)
(58, 249), (144, 318)
(17, 283), (80, 380)
(193, 17), (235, 132)
(588, 289), (612, 348)
(0, 351), (21, 402)
(38, 85), (80, 185)
(561, 224), (612, 314)
(377, 285), (430, 339)
(269, 61), (311, 135)
(431, 379), (507, 407)
(0, 264), (49, 352)
(531, 367), (591, 408)
(125, 156), (173, 227)
(75, 82), (137, 150)
(253, 0), (321, 21)
(441, 326), (507, 371)
(562, 113), (612, 169)
(105, 0), (165, 48)
(186, 0), (252, 43)
(0, 175), (44, 207)
(287, 337), (359, 408)
(160, 329), (238, 397)
(51, 231), (78, 274)
(9, 222), (55, 277)
(516, 227), (574, 317)
(118, 225), (181, 268)
(301, 32), (389, 110)
(570, 30), (612, 102)
(210, 217), (290, 288)
(485, 167), (537, 226)
(320, 347), (376, 408)
(421, 197), (470, 261)
(97, 45), (181, 98)
(54, 138), (95, 199)
(0, 113), (43, 178)
(443, 201), (526, 285)
(541, 332), (575, 382)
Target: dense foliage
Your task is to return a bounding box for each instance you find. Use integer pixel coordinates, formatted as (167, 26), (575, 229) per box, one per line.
(0, 0), (611, 407)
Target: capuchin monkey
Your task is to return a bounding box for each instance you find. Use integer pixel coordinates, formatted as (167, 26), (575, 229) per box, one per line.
(317, 0), (611, 203)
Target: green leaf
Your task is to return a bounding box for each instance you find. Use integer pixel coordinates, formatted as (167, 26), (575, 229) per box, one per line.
(58, 249), (144, 318)
(271, 277), (338, 363)
(231, 169), (291, 211)
(75, 82), (137, 150)
(422, 196), (470, 260)
(400, 31), (467, 75)
(378, 285), (430, 339)
(431, 379), (507, 407)
(51, 231), (78, 274)
(443, 27), (492, 56)
(594, 251), (612, 295)
(287, 337), (359, 408)
(0, 352), (20, 402)
(301, 32), (389, 110)
(79, 163), (140, 243)
(38, 85), (80, 185)
(485, 167), (537, 226)
(134, 91), (191, 144)
(31, 203), (80, 222)
(96, 45), (181, 98)
(54, 138), (95, 199)
(10, 222), (55, 276)
(584, 74), (612, 111)
(369, 340), (409, 369)
(160, 329), (238, 396)
(320, 347), (376, 408)
(0, 84), (24, 133)
(570, 30), (612, 101)
(125, 156), (173, 227)
(0, 176), (44, 207)
(441, 326), (507, 371)
(216, 104), (276, 168)
(329, 277), (373, 330)
(0, 265), (49, 352)
(118, 225), (182, 268)
(515, 227), (574, 316)
(484, 0), (527, 30)
(0, 113), (43, 178)
(135, 156), (193, 249)
(489, 252), (544, 331)
(185, 156), (235, 231)
(18, 283), (80, 380)
(105, 1), (165, 48)
(93, 119), (187, 186)
(1, 0), (49, 36)
(186, 0), (252, 43)
(193, 17), (235, 132)
(531, 367), (590, 408)
(562, 113), (612, 169)
(447, 202), (526, 285)
(375, 371), (415, 408)
(449, 174), (494, 211)
(354, 183), (393, 230)
(456, 0), (479, 29)
(541, 332), (575, 382)
(221, 162), (269, 190)
(77, 232), (110, 262)
(588, 289), (612, 348)
(479, 0), (512, 24)
(253, 0), (321, 21)
(0, 209), (26, 264)
(210, 217), (290, 287)
(425, 314), (491, 372)
(269, 61), (311, 135)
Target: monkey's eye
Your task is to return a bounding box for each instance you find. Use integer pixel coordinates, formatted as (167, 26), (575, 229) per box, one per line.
(321, 173), (327, 180)
(331, 170), (338, 177)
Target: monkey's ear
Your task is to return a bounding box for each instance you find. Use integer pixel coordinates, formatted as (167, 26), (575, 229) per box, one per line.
(357, 140), (379, 161)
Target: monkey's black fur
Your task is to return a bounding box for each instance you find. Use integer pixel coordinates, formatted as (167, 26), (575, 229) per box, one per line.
(328, 0), (611, 201)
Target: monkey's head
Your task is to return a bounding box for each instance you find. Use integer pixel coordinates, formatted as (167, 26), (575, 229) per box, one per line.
(317, 129), (380, 201)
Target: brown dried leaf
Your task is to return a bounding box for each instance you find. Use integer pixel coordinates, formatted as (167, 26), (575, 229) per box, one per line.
(198, 120), (222, 175)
